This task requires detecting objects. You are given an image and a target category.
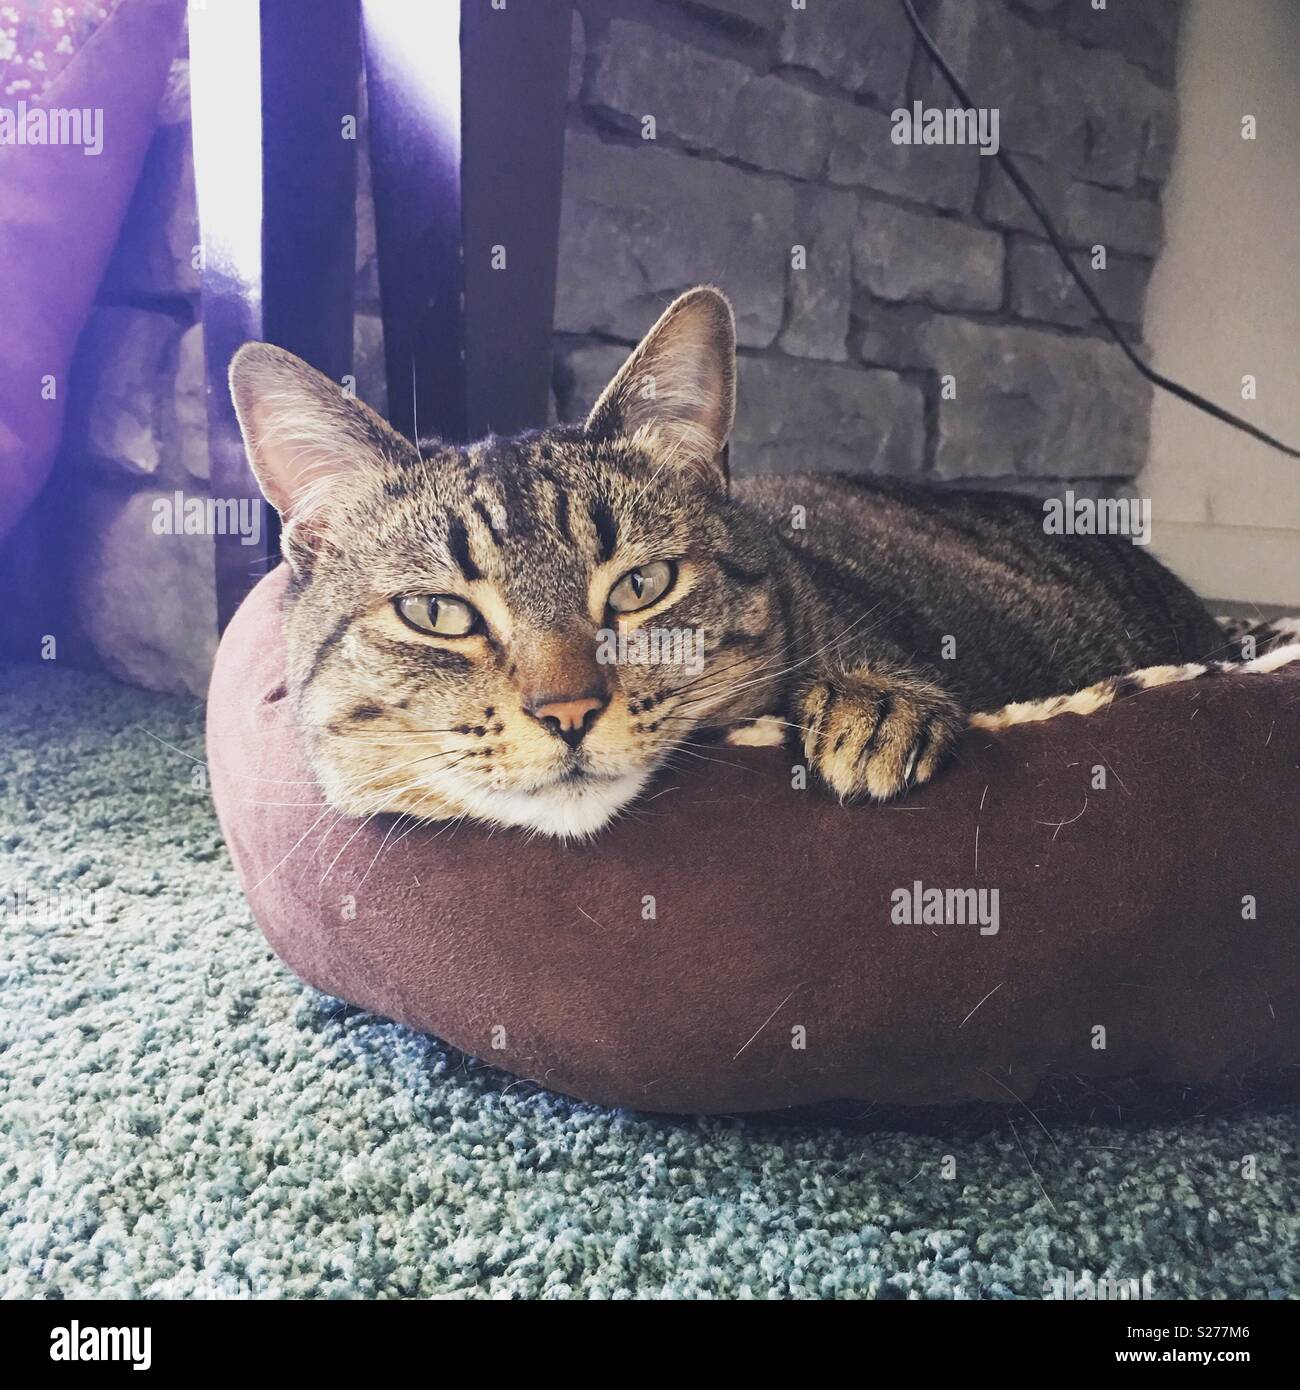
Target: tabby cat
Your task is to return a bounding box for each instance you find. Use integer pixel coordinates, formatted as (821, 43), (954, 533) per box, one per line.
(229, 287), (1223, 839)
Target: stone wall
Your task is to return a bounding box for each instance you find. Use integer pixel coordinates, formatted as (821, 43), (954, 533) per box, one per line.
(63, 57), (387, 695)
(553, 0), (1180, 484)
(62, 0), (1182, 694)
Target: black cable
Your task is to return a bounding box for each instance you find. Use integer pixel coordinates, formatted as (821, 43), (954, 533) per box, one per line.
(899, 0), (1300, 460)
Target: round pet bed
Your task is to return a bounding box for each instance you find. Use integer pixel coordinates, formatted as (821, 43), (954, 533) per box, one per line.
(207, 566), (1300, 1114)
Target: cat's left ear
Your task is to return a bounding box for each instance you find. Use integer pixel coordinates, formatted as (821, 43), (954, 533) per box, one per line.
(585, 286), (736, 486)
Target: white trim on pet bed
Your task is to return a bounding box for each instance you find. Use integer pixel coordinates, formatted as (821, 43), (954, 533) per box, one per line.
(725, 619), (1300, 746)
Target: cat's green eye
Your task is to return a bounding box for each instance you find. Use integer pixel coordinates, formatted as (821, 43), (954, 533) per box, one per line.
(607, 560), (676, 615)
(395, 594), (481, 637)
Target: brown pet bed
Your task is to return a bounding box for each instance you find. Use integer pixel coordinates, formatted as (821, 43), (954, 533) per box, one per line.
(207, 566), (1300, 1114)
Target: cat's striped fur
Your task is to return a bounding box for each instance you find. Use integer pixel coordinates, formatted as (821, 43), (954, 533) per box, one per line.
(229, 287), (1243, 838)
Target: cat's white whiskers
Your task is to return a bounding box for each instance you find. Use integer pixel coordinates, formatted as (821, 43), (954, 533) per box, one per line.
(315, 765), (455, 884)
(248, 801), (340, 892)
(319, 805), (388, 884)
(670, 598), (910, 724)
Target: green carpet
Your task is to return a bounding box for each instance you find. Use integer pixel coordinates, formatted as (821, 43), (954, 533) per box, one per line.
(2, 664), (1298, 1299)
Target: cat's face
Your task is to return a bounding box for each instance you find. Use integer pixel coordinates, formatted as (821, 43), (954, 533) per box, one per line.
(231, 288), (781, 838)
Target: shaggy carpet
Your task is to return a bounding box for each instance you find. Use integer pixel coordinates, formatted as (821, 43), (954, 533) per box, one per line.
(2, 663), (1298, 1300)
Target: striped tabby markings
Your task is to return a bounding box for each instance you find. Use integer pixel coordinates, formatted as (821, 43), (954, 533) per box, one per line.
(553, 487), (572, 544)
(590, 497), (619, 563)
(446, 515), (481, 582)
(714, 553), (767, 586)
(472, 498), (506, 547)
(299, 613), (354, 691)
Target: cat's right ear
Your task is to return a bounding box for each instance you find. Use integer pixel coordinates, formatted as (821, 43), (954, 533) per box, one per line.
(584, 286), (736, 487)
(229, 343), (410, 563)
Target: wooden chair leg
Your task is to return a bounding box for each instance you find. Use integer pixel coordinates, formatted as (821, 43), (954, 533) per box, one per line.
(362, 0), (574, 443)
(194, 0), (574, 629)
(191, 0), (360, 631)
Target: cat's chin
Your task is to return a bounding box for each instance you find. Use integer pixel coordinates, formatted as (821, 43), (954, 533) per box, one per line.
(446, 768), (652, 841)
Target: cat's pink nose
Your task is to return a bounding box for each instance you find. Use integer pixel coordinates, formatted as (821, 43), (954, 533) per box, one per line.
(526, 693), (608, 748)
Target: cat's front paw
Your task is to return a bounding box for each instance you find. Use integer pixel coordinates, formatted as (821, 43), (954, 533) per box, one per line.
(797, 670), (963, 802)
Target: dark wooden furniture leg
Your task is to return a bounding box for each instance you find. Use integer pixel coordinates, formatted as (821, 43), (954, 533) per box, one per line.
(191, 0), (360, 631)
(362, 0), (574, 443)
(194, 0), (573, 630)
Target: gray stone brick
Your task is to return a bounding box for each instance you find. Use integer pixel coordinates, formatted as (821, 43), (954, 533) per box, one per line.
(68, 309), (182, 480)
(852, 201), (1004, 311)
(778, 186), (856, 361)
(777, 0), (915, 105)
(173, 324), (209, 482)
(101, 120), (199, 299)
(826, 102), (980, 213)
(913, 0), (1088, 172)
(1140, 92), (1178, 182)
(976, 151), (1070, 237)
(1007, 239), (1151, 330)
(554, 130), (795, 349)
(589, 21), (749, 151)
(730, 72), (831, 179)
(854, 300), (937, 371)
(915, 5), (1169, 191)
(908, 315), (1151, 478)
(1064, 182), (1163, 258)
(732, 356), (926, 477)
(1064, 0), (1180, 85)
(1074, 46), (1172, 189)
(74, 484), (219, 698)
(672, 0), (777, 26)
(557, 343), (632, 423)
(67, 310), (213, 483)
(569, 9), (585, 103)
(588, 21), (829, 179)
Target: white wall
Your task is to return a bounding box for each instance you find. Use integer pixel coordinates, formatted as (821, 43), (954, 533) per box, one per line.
(1143, 0), (1300, 608)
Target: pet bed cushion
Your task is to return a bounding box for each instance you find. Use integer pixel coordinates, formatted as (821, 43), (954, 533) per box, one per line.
(207, 565), (1300, 1114)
